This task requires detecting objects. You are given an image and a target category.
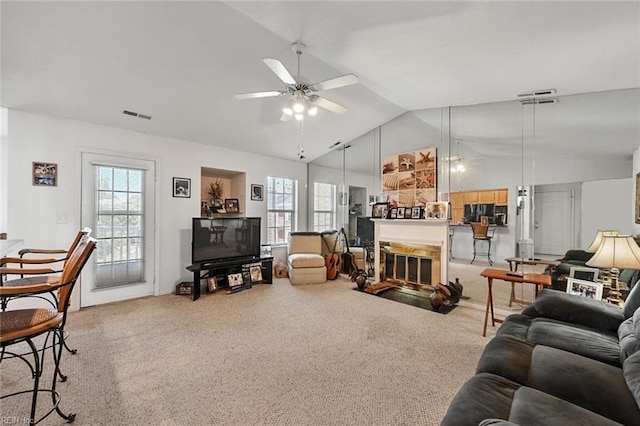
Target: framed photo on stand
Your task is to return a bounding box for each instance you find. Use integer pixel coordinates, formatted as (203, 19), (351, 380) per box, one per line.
(411, 206), (422, 219)
(224, 198), (240, 213)
(425, 202), (448, 220)
(372, 202), (390, 219)
(566, 278), (603, 300)
(396, 207), (405, 219)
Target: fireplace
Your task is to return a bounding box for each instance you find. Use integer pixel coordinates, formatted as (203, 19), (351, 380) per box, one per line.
(380, 241), (441, 288)
(373, 219), (449, 289)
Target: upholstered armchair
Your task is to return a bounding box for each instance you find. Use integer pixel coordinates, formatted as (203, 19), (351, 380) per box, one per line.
(287, 232), (327, 285)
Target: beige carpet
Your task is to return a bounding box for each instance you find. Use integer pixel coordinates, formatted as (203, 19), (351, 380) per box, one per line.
(1, 274), (511, 426)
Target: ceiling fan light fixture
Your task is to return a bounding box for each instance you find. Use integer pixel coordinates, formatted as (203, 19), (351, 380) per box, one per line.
(307, 105), (318, 116)
(294, 113), (304, 121)
(293, 101), (305, 113)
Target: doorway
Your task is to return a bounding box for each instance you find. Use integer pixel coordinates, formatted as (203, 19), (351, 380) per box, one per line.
(534, 186), (576, 256)
(80, 152), (157, 307)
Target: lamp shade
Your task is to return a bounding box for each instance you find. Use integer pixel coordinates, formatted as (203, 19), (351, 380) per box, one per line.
(585, 230), (620, 253)
(586, 235), (640, 269)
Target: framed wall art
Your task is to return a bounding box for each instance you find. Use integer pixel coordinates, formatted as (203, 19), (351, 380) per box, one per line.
(173, 177), (191, 198)
(251, 184), (264, 201)
(32, 162), (58, 186)
(636, 172), (640, 224)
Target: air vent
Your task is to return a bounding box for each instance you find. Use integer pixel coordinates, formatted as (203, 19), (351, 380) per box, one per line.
(122, 110), (152, 120)
(517, 89), (558, 105)
(329, 141), (342, 149)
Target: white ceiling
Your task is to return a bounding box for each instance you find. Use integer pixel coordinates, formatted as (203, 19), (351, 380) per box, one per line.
(2, 1), (639, 162)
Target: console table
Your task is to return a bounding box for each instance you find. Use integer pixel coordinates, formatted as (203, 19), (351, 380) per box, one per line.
(186, 256), (273, 301)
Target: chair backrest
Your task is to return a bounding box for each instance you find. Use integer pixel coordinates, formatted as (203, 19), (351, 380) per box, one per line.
(62, 228), (92, 265)
(288, 232), (322, 255)
(471, 222), (489, 238)
(57, 235), (96, 312)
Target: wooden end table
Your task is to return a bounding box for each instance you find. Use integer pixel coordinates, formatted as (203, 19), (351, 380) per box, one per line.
(504, 257), (559, 306)
(480, 268), (551, 337)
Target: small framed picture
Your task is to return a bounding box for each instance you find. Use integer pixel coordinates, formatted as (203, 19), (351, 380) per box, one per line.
(396, 207), (406, 219)
(249, 266), (263, 283)
(372, 202), (390, 219)
(224, 198), (240, 213)
(566, 278), (603, 301)
(207, 277), (219, 293)
(172, 177), (191, 198)
(251, 184), (264, 201)
(425, 202), (448, 220)
(569, 266), (600, 282)
(260, 245), (272, 257)
(411, 206), (422, 219)
(33, 162), (58, 186)
(389, 208), (398, 219)
(227, 273), (244, 287)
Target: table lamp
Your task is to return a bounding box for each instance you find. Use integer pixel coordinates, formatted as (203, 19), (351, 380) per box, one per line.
(585, 230), (620, 253)
(586, 235), (640, 305)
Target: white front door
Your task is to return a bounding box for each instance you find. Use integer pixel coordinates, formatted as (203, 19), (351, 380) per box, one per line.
(80, 152), (156, 307)
(534, 190), (573, 256)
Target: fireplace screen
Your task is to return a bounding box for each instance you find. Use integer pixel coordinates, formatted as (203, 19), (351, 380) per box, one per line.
(380, 241), (440, 287)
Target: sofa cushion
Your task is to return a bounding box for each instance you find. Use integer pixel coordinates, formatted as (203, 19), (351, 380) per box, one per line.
(478, 338), (640, 424)
(441, 373), (517, 426)
(442, 373), (622, 426)
(533, 289), (624, 332)
(508, 386), (622, 426)
(619, 310), (640, 363)
(288, 253), (324, 269)
(623, 279), (640, 319)
(623, 350), (640, 410)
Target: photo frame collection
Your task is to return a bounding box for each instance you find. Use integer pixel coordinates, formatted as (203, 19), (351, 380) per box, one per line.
(374, 201), (448, 220)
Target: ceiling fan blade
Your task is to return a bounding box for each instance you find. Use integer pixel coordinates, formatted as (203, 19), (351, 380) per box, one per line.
(234, 91), (285, 100)
(309, 95), (348, 115)
(310, 74), (358, 92)
(280, 112), (293, 122)
(263, 58), (297, 85)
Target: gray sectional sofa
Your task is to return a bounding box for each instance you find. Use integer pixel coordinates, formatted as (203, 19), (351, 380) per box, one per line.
(442, 284), (640, 425)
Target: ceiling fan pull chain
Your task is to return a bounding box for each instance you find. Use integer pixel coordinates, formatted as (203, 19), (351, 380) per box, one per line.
(297, 117), (305, 160)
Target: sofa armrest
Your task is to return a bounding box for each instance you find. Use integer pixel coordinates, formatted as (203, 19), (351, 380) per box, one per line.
(530, 289), (624, 333)
(479, 420), (520, 426)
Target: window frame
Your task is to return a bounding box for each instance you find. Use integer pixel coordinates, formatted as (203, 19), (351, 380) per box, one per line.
(266, 176), (297, 245)
(313, 182), (337, 232)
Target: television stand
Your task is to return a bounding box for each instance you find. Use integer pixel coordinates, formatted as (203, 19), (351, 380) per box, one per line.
(186, 256), (273, 301)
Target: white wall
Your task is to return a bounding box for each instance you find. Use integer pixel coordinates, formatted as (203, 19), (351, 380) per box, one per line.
(581, 178), (633, 248)
(634, 147), (640, 237)
(6, 110), (308, 298)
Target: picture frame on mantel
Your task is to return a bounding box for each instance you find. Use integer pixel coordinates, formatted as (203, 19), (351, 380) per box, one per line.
(224, 198), (240, 213)
(372, 202), (390, 219)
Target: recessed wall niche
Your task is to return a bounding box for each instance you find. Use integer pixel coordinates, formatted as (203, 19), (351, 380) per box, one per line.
(200, 167), (246, 215)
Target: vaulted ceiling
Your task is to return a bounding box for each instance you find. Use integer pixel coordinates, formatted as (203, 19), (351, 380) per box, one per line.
(2, 1), (639, 162)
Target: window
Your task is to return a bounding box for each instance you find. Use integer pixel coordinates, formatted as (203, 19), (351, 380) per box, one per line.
(95, 165), (145, 288)
(313, 182), (336, 232)
(267, 176), (296, 244)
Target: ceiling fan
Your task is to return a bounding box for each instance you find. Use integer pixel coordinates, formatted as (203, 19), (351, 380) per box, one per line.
(234, 42), (358, 121)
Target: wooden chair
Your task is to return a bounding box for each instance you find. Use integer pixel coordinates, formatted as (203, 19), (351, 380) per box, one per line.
(470, 222), (495, 265)
(1, 228), (91, 309)
(0, 235), (96, 424)
(0, 228), (92, 377)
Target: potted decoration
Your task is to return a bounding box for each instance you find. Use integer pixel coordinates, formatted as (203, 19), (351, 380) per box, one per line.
(207, 179), (225, 213)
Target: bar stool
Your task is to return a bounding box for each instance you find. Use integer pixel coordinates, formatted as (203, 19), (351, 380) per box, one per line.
(470, 222), (494, 265)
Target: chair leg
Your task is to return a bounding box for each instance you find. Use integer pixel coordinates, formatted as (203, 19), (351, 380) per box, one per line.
(470, 239), (477, 264)
(51, 329), (76, 423)
(487, 239), (493, 265)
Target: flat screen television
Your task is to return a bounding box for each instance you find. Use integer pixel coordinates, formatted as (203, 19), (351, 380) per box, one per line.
(192, 217), (261, 265)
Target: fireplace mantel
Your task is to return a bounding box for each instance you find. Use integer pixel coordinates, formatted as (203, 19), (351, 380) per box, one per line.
(373, 219), (449, 286)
